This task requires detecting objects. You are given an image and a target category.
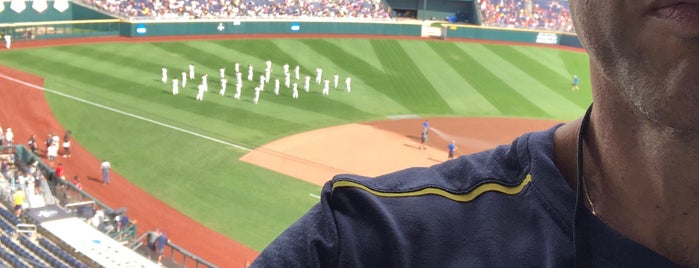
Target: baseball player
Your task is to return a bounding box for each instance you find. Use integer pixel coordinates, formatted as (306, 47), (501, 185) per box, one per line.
(196, 84), (205, 101)
(333, 74), (339, 89)
(304, 75), (311, 92)
(236, 72), (243, 85)
(253, 87), (261, 104)
(292, 82), (299, 99)
(234, 83), (242, 100)
(220, 68), (225, 79)
(219, 78), (228, 96)
(4, 34), (11, 49)
(345, 76), (352, 93)
(285, 73), (291, 88)
(181, 72), (187, 88)
(316, 67), (323, 84)
(248, 65), (254, 81)
(189, 64), (195, 80)
(259, 75), (266, 90)
(294, 65), (300, 80)
(283, 63), (289, 75)
(234, 62), (240, 74)
(274, 78), (280, 95)
(201, 74), (208, 91)
(161, 67), (168, 83)
(322, 80), (330, 95)
(172, 78), (179, 95)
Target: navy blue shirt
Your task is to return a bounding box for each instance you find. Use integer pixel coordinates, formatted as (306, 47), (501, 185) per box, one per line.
(252, 126), (679, 267)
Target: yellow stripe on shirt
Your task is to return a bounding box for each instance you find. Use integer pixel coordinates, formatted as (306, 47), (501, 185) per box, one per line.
(332, 174), (532, 203)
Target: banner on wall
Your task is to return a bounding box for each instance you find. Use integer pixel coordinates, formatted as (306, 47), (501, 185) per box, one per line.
(10, 0), (26, 13)
(136, 24), (147, 35)
(535, 32), (559, 45)
(54, 0), (69, 12)
(32, 0), (48, 12)
(290, 22), (300, 32)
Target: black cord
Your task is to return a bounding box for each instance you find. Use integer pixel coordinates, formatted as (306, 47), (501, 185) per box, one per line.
(574, 103), (593, 268)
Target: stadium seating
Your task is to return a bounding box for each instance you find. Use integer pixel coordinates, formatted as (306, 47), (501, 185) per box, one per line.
(83, 0), (391, 20)
(0, 206), (20, 225)
(479, 0), (573, 32)
(0, 235), (43, 267)
(0, 216), (13, 235)
(39, 237), (90, 268)
(18, 235), (71, 268)
(0, 247), (30, 268)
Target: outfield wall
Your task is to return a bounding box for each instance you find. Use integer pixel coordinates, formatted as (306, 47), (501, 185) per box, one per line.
(123, 20), (422, 37)
(443, 24), (582, 48)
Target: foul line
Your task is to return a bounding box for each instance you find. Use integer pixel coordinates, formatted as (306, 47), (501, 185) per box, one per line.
(0, 73), (252, 152)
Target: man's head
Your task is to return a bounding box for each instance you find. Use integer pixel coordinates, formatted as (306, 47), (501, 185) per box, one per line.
(570, 0), (699, 131)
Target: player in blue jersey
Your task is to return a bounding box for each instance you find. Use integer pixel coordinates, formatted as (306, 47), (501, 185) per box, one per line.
(572, 74), (580, 91)
(252, 0), (698, 266)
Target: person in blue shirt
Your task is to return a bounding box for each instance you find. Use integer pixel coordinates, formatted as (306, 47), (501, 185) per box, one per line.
(156, 231), (170, 265)
(447, 140), (457, 159)
(251, 0), (698, 266)
(572, 74), (580, 91)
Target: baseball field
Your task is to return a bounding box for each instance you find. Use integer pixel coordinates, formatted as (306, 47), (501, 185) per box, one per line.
(0, 35), (591, 266)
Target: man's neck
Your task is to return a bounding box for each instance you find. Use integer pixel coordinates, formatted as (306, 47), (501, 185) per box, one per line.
(584, 94), (699, 266)
(554, 72), (699, 265)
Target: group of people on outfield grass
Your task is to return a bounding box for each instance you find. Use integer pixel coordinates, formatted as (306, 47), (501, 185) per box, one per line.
(161, 61), (352, 104)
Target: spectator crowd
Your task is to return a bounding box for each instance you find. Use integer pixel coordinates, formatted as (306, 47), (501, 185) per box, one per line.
(479, 0), (574, 32)
(84, 0), (391, 20)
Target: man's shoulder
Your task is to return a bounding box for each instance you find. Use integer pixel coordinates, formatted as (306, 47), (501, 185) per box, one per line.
(328, 128), (552, 201)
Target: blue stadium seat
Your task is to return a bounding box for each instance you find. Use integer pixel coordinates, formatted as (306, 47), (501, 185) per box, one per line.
(38, 237), (88, 268)
(0, 207), (19, 225)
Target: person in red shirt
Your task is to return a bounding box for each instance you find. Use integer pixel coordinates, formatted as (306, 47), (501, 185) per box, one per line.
(55, 163), (65, 180)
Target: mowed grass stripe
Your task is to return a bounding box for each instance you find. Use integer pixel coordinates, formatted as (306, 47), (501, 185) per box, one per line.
(461, 44), (583, 119)
(296, 39), (412, 114)
(331, 38), (385, 73)
(80, 44), (168, 75)
(427, 41), (547, 117)
(149, 41), (246, 81)
(370, 39), (453, 114)
(400, 40), (499, 115)
(208, 40), (277, 74)
(486, 45), (590, 109)
(216, 39), (313, 75)
(512, 46), (575, 79)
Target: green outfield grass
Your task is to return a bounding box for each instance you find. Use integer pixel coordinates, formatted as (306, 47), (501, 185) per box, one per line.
(0, 38), (591, 251)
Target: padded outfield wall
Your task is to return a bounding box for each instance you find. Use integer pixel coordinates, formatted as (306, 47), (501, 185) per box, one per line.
(121, 20), (423, 37)
(442, 24), (581, 48)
